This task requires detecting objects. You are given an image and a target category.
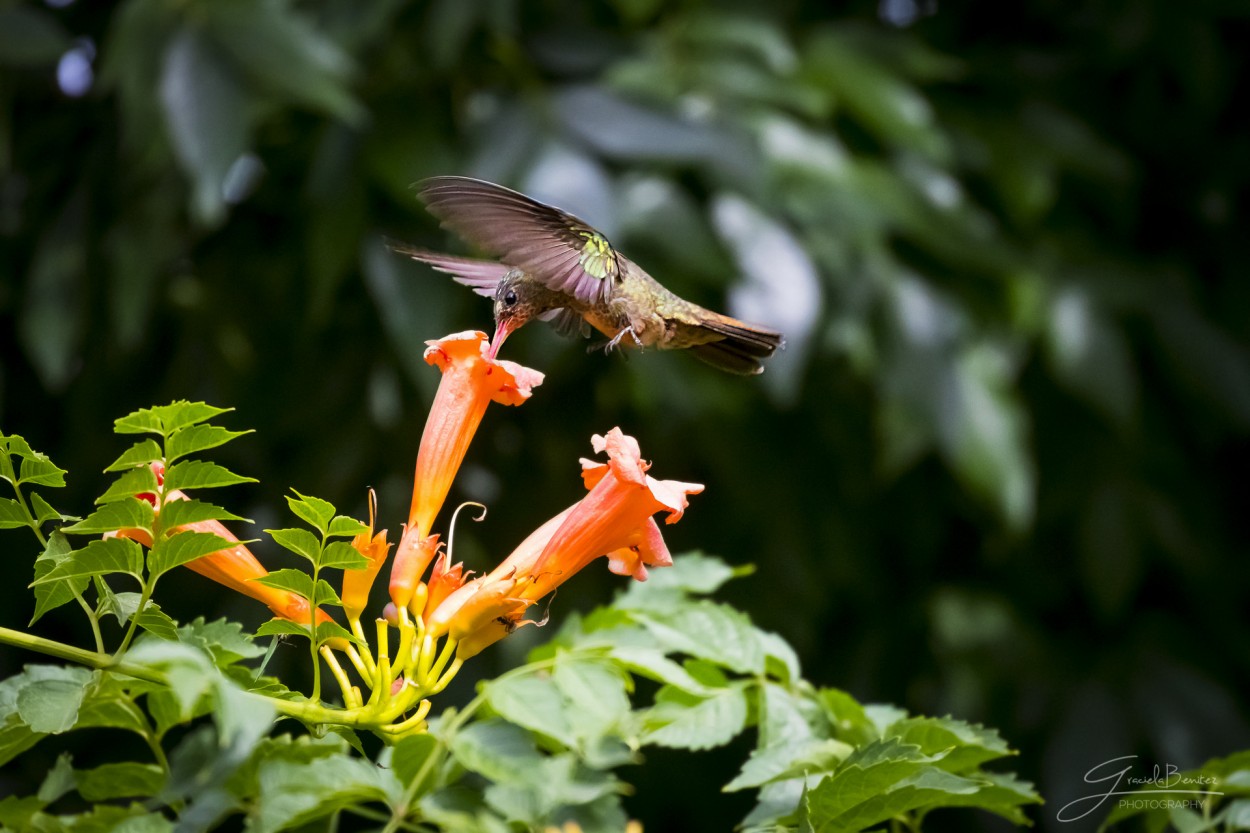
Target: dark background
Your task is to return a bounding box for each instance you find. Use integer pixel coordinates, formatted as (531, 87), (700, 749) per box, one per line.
(2, 1), (1248, 830)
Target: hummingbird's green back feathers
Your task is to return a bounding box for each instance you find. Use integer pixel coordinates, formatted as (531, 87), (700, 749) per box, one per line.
(417, 176), (622, 306)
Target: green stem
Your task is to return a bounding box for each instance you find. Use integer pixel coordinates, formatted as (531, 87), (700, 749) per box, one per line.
(114, 578), (155, 657)
(75, 594), (106, 654)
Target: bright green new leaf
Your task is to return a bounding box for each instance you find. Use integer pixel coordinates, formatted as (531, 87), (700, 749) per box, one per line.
(30, 532), (83, 624)
(315, 620), (359, 647)
(166, 424), (251, 463)
(320, 541), (369, 570)
(105, 438), (163, 472)
(0, 497), (28, 529)
(327, 515), (368, 537)
(62, 498), (155, 536)
(150, 530), (237, 576)
(96, 465), (159, 505)
(162, 459), (256, 493)
(31, 537), (144, 586)
(285, 490), (336, 533)
(114, 402), (232, 437)
(252, 568), (315, 601)
(266, 527), (321, 563)
(158, 498), (250, 530)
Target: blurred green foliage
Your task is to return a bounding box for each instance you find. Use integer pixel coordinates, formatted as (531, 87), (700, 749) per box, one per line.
(1, 0), (1247, 829)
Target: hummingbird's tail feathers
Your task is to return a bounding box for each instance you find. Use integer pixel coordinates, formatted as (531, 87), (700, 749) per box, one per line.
(386, 241), (507, 297)
(688, 313), (784, 375)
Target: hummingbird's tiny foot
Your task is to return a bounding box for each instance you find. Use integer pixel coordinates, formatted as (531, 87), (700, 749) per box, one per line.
(607, 325), (642, 352)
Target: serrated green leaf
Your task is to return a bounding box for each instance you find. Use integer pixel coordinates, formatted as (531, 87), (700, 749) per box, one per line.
(78, 762), (166, 801)
(266, 527), (321, 563)
(642, 684), (750, 750)
(450, 720), (546, 784)
(75, 676), (149, 734)
(315, 620), (359, 648)
(136, 604), (181, 641)
(553, 656), (632, 740)
(609, 646), (716, 696)
(633, 600), (766, 674)
(97, 465), (159, 505)
(16, 667), (93, 733)
(819, 688), (879, 747)
(63, 498), (155, 536)
(29, 492), (66, 525)
(801, 738), (938, 829)
(105, 439), (163, 472)
(163, 459), (256, 492)
(158, 498), (249, 530)
(95, 577), (140, 624)
(252, 568), (314, 600)
(167, 424), (251, 463)
(808, 765), (1008, 832)
(889, 716), (1013, 773)
(285, 490), (336, 533)
(18, 451), (67, 488)
(149, 529), (235, 575)
(313, 579), (343, 608)
(31, 537), (144, 585)
(486, 674), (577, 749)
(180, 617), (265, 666)
(726, 739), (854, 792)
(250, 754), (399, 833)
(392, 733), (439, 787)
(0, 497), (29, 528)
(327, 515), (368, 537)
(256, 619), (312, 640)
(320, 540), (369, 570)
(115, 401), (231, 436)
(31, 531), (83, 624)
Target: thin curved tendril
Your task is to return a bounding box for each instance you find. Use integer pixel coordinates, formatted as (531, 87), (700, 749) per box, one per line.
(446, 501), (487, 563)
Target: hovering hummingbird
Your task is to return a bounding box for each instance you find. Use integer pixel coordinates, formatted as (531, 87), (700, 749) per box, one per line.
(390, 176), (785, 375)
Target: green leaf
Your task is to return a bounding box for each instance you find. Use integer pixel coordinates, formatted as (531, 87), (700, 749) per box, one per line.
(485, 673), (577, 749)
(328, 515), (368, 537)
(256, 619), (312, 640)
(726, 739), (854, 792)
(75, 676), (150, 735)
(77, 762), (166, 801)
(149, 529), (235, 575)
(0, 497), (29, 528)
(158, 498), (249, 530)
(800, 738), (937, 828)
(38, 753), (77, 802)
(315, 620), (360, 648)
(616, 551), (746, 610)
(250, 754), (399, 833)
(97, 465), (159, 505)
(95, 578), (140, 624)
(163, 459), (256, 492)
(105, 439), (163, 472)
(16, 666), (93, 733)
(29, 492), (67, 525)
(285, 490), (336, 533)
(608, 646), (715, 696)
(0, 5), (71, 67)
(553, 656), (632, 740)
(632, 600), (767, 674)
(31, 537), (144, 585)
(166, 424), (251, 463)
(31, 531), (84, 624)
(115, 402), (232, 436)
(391, 733), (439, 787)
(888, 716), (1014, 773)
(313, 579), (343, 608)
(642, 684), (750, 750)
(266, 527), (321, 563)
(320, 540), (369, 570)
(449, 719), (544, 784)
(819, 688), (880, 747)
(136, 604), (181, 641)
(63, 498), (155, 536)
(252, 568), (314, 600)
(18, 451), (68, 488)
(180, 617), (266, 666)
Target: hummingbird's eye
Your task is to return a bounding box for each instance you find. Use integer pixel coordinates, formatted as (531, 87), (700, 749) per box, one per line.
(503, 289), (518, 307)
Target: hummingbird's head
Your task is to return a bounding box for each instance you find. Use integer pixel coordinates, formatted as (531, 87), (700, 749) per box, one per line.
(489, 270), (543, 358)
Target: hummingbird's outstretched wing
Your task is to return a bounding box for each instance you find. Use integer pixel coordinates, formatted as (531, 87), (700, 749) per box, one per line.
(386, 241), (508, 297)
(417, 176), (622, 306)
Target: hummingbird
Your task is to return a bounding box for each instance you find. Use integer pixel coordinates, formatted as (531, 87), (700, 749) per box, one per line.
(390, 176), (785, 375)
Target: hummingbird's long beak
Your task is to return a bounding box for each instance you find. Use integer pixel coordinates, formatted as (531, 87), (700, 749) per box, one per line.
(488, 319), (513, 359)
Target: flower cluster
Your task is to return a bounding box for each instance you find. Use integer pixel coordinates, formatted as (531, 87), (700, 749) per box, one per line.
(138, 329), (702, 737)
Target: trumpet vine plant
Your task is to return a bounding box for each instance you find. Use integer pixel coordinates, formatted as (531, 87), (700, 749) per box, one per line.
(0, 329), (1047, 832)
